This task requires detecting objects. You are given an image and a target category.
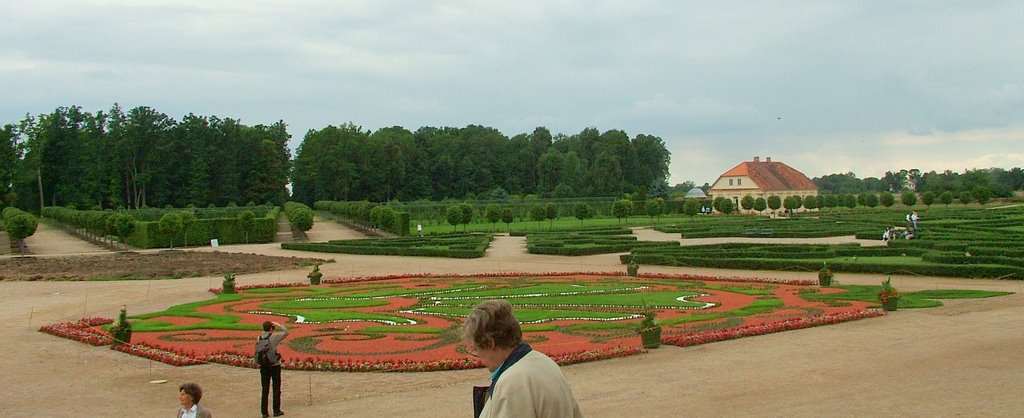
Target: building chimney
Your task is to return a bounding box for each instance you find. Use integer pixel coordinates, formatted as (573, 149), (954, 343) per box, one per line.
(766, 156), (772, 163)
(753, 156), (760, 162)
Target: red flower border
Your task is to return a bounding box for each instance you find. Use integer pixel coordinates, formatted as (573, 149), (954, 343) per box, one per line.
(41, 272), (881, 372)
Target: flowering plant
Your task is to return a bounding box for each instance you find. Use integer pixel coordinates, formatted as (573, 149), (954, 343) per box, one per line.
(878, 276), (899, 302)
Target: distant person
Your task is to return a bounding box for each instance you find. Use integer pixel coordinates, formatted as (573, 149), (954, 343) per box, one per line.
(463, 300), (583, 418)
(177, 382), (212, 418)
(417, 223), (423, 237)
(906, 213), (912, 227)
(911, 211), (919, 229)
(882, 227), (891, 241)
(257, 321), (289, 418)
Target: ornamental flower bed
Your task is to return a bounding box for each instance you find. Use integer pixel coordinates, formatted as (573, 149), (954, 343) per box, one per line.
(40, 271), (883, 371)
(38, 317), (114, 346)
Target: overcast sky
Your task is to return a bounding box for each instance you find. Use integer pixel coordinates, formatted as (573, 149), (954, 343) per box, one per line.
(3, 1), (1023, 186)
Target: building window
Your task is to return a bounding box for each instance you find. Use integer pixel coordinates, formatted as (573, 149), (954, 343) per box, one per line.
(729, 179), (734, 186)
(737, 179), (742, 186)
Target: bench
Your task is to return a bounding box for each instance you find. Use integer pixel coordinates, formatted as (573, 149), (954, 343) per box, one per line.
(743, 228), (758, 236)
(759, 228), (774, 236)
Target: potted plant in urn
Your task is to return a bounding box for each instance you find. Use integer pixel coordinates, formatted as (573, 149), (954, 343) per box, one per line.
(307, 263), (323, 285)
(110, 305), (132, 346)
(878, 276), (899, 311)
(818, 263), (834, 287)
(637, 311), (661, 349)
(222, 272), (236, 294)
(627, 255), (640, 277)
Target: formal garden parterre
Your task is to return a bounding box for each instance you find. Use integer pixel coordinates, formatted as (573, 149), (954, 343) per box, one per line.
(39, 271), (1010, 372)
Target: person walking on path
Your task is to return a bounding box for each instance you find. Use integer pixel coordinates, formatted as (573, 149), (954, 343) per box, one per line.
(177, 382), (213, 418)
(911, 211), (919, 229)
(258, 321), (289, 418)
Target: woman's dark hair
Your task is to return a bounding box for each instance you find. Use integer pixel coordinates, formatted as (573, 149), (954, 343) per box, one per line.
(180, 382), (203, 404)
(462, 300), (522, 350)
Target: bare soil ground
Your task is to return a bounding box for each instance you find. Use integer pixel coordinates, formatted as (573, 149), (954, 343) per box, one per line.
(1, 223), (1022, 417)
(0, 251), (328, 281)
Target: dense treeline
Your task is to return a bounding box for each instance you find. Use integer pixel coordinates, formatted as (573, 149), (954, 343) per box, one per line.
(290, 124), (671, 204)
(813, 168), (1024, 197)
(0, 105), (291, 211)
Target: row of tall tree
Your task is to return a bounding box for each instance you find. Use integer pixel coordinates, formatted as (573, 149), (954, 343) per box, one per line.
(813, 168), (1024, 197)
(1, 105), (291, 211)
(290, 124), (672, 204)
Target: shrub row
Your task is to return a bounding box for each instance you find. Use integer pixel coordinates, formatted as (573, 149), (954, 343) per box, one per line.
(108, 205), (275, 222)
(130, 215), (276, 248)
(283, 202), (314, 232)
(621, 251), (1023, 279)
(314, 200), (410, 236)
(282, 233), (491, 258)
(43, 205), (279, 249)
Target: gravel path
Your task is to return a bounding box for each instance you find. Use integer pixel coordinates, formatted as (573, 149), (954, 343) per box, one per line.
(1, 220), (1021, 417)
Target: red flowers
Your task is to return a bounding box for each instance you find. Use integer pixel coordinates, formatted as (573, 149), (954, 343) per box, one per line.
(662, 310), (884, 347)
(41, 272), (883, 372)
(38, 317), (114, 346)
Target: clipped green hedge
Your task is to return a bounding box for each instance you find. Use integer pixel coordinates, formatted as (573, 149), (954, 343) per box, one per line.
(621, 251), (1023, 279)
(315, 200), (410, 236)
(282, 233), (491, 258)
(129, 216), (276, 248)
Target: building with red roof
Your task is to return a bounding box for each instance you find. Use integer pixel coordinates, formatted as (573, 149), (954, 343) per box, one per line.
(708, 156), (818, 214)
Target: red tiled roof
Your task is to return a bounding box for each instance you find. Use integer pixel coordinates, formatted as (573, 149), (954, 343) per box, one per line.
(715, 158), (817, 191)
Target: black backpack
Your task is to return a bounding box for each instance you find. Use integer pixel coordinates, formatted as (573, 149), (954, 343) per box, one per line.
(255, 334), (279, 367)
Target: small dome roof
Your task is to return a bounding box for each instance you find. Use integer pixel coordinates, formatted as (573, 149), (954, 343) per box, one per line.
(684, 188), (707, 198)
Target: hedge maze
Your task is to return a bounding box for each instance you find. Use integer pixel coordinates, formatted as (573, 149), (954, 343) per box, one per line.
(281, 233), (493, 258)
(630, 205), (1024, 279)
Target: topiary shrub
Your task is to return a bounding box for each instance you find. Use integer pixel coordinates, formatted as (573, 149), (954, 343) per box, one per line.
(307, 264), (322, 285)
(222, 273), (236, 294)
(637, 311), (661, 349)
(110, 305), (132, 346)
(818, 263), (834, 286)
(627, 255), (640, 277)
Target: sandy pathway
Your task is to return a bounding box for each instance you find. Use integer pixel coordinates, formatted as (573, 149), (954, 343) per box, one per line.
(1, 221), (1021, 417)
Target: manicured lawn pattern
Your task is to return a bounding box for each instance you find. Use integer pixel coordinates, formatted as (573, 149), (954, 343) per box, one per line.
(40, 272), (1008, 372)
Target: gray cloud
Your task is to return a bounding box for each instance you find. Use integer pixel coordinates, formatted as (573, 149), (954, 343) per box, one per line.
(3, 0), (1023, 185)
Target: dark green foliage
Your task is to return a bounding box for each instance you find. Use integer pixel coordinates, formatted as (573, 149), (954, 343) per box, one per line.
(801, 285), (1010, 309)
(3, 208), (38, 254)
(526, 228), (680, 256)
(959, 191), (972, 204)
(767, 195), (781, 212)
(880, 192), (895, 207)
(159, 212), (183, 248)
(573, 202), (594, 227)
(901, 191), (917, 207)
(939, 191), (954, 205)
(633, 205), (1024, 279)
(282, 233), (492, 258)
(921, 191), (936, 207)
(222, 273), (236, 294)
(314, 200), (408, 236)
(740, 195), (755, 211)
(110, 306), (132, 346)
